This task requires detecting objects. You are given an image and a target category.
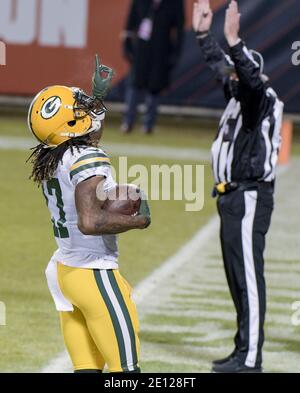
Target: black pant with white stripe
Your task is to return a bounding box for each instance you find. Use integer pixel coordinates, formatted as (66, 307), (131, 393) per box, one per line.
(217, 184), (274, 368)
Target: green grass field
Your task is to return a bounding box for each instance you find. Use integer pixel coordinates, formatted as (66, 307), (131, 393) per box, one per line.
(0, 113), (300, 373)
(0, 113), (216, 372)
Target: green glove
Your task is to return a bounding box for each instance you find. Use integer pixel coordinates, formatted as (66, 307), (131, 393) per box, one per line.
(138, 190), (151, 228)
(92, 54), (114, 100)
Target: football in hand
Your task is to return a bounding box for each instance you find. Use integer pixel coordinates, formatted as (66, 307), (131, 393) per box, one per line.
(101, 184), (141, 216)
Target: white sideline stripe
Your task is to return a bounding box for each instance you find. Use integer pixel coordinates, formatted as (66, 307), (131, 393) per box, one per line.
(40, 352), (71, 374)
(40, 215), (220, 373)
(0, 136), (211, 162)
(0, 136), (33, 149)
(106, 142), (211, 162)
(133, 216), (219, 306)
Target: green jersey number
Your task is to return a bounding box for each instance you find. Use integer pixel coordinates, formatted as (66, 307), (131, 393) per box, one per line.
(44, 178), (69, 239)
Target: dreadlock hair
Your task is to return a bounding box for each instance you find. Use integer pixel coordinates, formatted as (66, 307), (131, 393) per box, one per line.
(27, 133), (98, 186)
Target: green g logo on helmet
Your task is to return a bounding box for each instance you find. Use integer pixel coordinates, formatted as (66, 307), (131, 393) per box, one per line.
(41, 96), (62, 120)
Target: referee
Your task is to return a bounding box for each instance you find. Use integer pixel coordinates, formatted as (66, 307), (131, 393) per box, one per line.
(193, 0), (284, 373)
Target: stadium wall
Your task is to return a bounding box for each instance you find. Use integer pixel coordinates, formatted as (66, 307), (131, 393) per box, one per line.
(0, 0), (230, 96)
(0, 0), (299, 115)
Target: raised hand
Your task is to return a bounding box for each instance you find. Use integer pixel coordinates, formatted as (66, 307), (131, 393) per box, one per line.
(92, 54), (114, 100)
(193, 0), (213, 34)
(224, 1), (241, 47)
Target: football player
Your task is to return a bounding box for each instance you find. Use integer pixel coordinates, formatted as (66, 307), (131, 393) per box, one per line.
(27, 55), (151, 373)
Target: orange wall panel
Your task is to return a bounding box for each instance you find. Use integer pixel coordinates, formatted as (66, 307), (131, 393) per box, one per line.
(0, 0), (227, 96)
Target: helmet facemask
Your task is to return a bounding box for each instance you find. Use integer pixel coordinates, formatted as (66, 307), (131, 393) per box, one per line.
(72, 88), (107, 134)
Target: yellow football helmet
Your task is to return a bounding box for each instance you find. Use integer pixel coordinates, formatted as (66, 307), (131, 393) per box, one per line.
(28, 85), (106, 147)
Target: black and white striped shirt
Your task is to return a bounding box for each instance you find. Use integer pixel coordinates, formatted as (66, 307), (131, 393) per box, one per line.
(198, 35), (284, 184)
(212, 87), (284, 184)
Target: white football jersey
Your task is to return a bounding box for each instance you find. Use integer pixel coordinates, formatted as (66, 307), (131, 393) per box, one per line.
(42, 145), (118, 270)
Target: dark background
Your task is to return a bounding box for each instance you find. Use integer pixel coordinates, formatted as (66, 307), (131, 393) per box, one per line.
(110, 0), (300, 114)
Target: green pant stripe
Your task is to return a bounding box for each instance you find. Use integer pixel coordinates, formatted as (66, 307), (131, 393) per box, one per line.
(93, 270), (128, 372)
(107, 271), (138, 369)
(70, 162), (110, 179)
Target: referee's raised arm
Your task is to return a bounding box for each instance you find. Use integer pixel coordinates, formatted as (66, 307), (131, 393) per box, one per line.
(193, 0), (235, 100)
(193, 0), (284, 374)
(224, 1), (265, 93)
(229, 42), (265, 92)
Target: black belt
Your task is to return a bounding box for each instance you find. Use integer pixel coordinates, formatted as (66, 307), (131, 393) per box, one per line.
(212, 180), (274, 198)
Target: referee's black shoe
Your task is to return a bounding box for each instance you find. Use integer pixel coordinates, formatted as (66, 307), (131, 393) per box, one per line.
(211, 357), (263, 373)
(212, 350), (237, 366)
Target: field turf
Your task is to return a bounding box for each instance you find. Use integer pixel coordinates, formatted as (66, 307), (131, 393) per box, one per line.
(0, 114), (215, 372)
(0, 113), (299, 373)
